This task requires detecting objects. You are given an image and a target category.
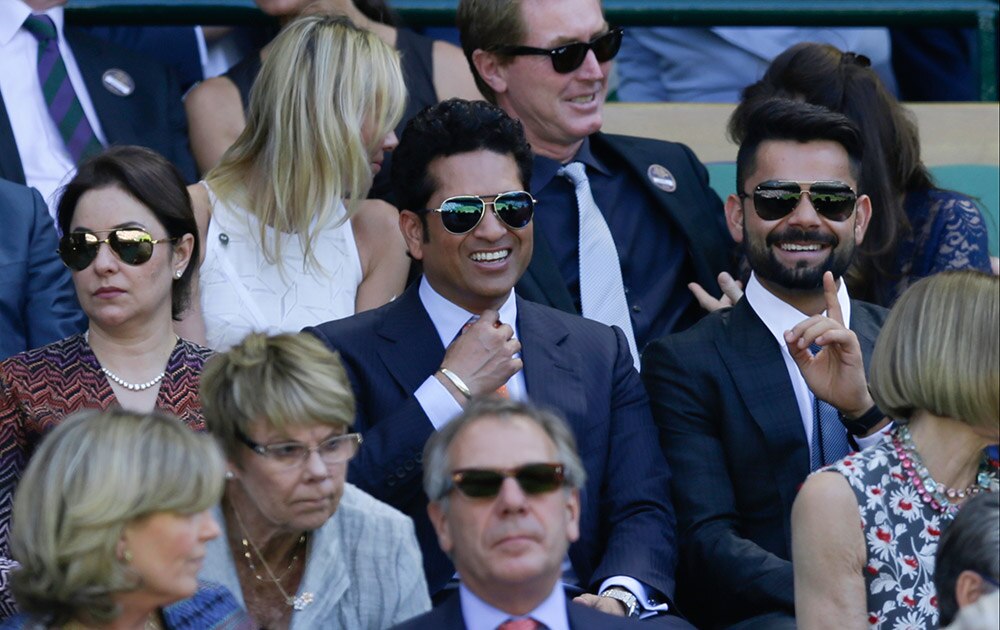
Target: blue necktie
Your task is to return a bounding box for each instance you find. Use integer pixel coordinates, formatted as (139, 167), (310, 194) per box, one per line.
(809, 344), (852, 469)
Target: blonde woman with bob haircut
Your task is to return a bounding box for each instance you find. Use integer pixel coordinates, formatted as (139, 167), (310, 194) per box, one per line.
(184, 14), (410, 351)
(3, 409), (253, 629)
(198, 332), (429, 628)
(792, 271), (1000, 629)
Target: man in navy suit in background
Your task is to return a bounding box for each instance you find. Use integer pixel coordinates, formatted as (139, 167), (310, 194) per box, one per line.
(642, 98), (890, 629)
(308, 99), (689, 625)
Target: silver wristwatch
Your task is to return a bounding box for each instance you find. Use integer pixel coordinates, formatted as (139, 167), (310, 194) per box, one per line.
(600, 586), (640, 618)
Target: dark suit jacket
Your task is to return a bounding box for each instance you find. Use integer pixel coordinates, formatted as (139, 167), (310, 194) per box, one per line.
(516, 132), (734, 336)
(391, 593), (643, 629)
(306, 284), (677, 599)
(0, 26), (196, 185)
(0, 179), (85, 360)
(640, 296), (887, 628)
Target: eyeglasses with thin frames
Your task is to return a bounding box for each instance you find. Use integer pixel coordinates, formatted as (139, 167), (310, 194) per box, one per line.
(235, 427), (362, 469)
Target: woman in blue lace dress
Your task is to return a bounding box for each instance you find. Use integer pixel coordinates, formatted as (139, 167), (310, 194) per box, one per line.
(792, 271), (999, 629)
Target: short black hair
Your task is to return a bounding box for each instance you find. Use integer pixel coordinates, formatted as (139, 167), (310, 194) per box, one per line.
(734, 98), (864, 196)
(391, 98), (533, 215)
(934, 492), (1000, 626)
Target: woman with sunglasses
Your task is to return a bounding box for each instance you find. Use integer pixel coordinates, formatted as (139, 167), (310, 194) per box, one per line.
(792, 271), (999, 629)
(197, 332), (430, 628)
(183, 14), (410, 351)
(0, 145), (210, 618)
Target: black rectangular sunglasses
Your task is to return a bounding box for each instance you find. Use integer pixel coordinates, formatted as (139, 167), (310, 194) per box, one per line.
(450, 463), (566, 498)
(423, 190), (535, 235)
(58, 228), (173, 271)
(742, 180), (858, 222)
(493, 27), (624, 74)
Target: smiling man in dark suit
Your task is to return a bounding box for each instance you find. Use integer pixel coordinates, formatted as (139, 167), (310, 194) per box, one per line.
(308, 99), (689, 625)
(641, 98), (891, 629)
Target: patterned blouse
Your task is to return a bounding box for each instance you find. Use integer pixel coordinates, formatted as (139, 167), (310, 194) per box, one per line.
(0, 333), (212, 619)
(825, 436), (998, 629)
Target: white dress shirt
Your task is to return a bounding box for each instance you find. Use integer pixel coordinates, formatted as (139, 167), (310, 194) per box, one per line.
(744, 273), (886, 451)
(0, 1), (107, 216)
(459, 582), (570, 630)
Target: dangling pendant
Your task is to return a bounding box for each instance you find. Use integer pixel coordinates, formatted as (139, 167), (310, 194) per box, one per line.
(290, 592), (314, 610)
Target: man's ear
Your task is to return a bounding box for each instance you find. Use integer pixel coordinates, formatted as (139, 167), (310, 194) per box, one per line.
(724, 194), (745, 244)
(472, 49), (509, 96)
(564, 488), (581, 544)
(427, 501), (453, 556)
(399, 210), (426, 261)
(853, 194), (873, 245)
(955, 569), (987, 609)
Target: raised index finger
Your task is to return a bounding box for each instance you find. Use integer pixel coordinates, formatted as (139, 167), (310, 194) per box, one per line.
(823, 271), (844, 325)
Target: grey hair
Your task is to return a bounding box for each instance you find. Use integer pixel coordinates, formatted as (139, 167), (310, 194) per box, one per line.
(934, 492), (1000, 625)
(422, 397), (587, 510)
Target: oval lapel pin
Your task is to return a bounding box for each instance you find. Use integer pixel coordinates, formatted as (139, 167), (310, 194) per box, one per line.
(102, 69), (135, 97)
(647, 164), (677, 192)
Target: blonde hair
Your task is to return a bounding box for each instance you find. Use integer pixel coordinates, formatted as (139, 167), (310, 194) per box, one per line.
(206, 14), (406, 270)
(10, 410), (224, 625)
(870, 271), (999, 427)
(199, 332), (357, 462)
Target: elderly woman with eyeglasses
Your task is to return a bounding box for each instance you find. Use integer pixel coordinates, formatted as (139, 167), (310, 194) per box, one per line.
(0, 145), (210, 619)
(198, 332), (430, 628)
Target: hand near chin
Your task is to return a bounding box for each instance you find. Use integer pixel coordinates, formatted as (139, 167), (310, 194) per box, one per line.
(783, 271), (873, 417)
(437, 309), (522, 401)
(573, 593), (627, 616)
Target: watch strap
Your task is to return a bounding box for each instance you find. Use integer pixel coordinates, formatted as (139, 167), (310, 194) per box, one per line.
(840, 404), (885, 436)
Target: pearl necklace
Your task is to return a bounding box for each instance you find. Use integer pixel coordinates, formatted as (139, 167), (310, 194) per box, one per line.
(231, 504), (314, 611)
(84, 331), (168, 391)
(893, 425), (998, 516)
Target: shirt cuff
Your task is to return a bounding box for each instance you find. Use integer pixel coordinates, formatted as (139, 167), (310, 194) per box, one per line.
(599, 576), (669, 617)
(855, 421), (894, 451)
(414, 374), (464, 430)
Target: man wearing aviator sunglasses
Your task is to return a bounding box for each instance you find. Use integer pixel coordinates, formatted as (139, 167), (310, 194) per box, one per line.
(308, 99), (681, 624)
(641, 99), (890, 629)
(457, 0), (734, 361)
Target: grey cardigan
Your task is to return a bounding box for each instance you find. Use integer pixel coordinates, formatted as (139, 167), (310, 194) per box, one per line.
(200, 483), (431, 629)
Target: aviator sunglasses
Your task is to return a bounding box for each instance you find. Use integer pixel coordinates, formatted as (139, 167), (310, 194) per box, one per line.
(423, 190), (535, 235)
(740, 180), (858, 222)
(58, 228), (175, 271)
(449, 463), (566, 499)
(493, 27), (624, 74)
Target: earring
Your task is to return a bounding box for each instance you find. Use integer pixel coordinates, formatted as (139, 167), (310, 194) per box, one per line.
(225, 471), (235, 480)
(174, 270), (183, 279)
(123, 549), (133, 563)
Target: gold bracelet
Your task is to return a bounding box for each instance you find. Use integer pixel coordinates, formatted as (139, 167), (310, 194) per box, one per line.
(438, 368), (472, 399)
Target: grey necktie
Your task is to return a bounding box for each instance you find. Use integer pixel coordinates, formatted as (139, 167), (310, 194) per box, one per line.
(809, 343), (852, 469)
(558, 161), (640, 370)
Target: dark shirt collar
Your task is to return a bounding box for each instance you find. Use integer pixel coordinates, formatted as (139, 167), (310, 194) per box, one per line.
(530, 135), (612, 192)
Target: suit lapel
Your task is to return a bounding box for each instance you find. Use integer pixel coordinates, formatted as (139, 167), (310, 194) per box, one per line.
(518, 231), (578, 313)
(374, 285), (446, 394)
(65, 28), (136, 146)
(517, 299), (587, 422)
(0, 95), (26, 184)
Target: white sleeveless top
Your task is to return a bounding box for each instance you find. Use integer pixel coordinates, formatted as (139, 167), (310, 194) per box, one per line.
(199, 182), (362, 351)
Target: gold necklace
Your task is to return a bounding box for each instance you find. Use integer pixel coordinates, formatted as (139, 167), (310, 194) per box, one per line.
(230, 504), (314, 611)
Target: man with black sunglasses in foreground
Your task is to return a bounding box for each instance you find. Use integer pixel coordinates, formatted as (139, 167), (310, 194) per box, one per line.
(394, 397), (640, 629)
(457, 0), (734, 370)
(307, 99), (690, 626)
(641, 98), (891, 629)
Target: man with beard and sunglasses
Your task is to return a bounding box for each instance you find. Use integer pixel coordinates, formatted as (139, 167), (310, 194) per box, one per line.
(308, 99), (690, 626)
(456, 0), (734, 371)
(641, 98), (891, 630)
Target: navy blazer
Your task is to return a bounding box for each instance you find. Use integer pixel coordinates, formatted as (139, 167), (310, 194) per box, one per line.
(0, 179), (85, 360)
(0, 26), (196, 185)
(391, 592), (644, 629)
(515, 131), (734, 335)
(306, 284), (678, 599)
(641, 296), (887, 628)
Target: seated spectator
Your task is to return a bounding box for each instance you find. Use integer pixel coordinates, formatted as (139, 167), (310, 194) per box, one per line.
(0, 0), (196, 213)
(728, 43), (993, 306)
(793, 271), (999, 628)
(307, 98), (685, 625)
(616, 27), (896, 103)
(198, 332), (430, 628)
(0, 145), (209, 617)
(184, 14), (409, 351)
(0, 177), (85, 360)
(2, 409), (252, 628)
(185, 0), (480, 197)
(394, 397), (640, 629)
(935, 493), (1000, 628)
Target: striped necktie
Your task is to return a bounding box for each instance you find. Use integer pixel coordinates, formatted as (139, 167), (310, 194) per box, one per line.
(22, 14), (102, 164)
(809, 343), (852, 469)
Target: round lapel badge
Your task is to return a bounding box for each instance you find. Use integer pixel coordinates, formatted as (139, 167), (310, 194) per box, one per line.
(647, 164), (677, 192)
(102, 69), (135, 97)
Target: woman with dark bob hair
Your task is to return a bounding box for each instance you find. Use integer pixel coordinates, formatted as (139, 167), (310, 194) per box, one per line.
(0, 146), (213, 617)
(1, 409), (253, 628)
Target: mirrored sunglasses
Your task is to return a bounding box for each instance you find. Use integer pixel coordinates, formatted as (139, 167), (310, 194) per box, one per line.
(58, 228), (175, 271)
(450, 463), (566, 499)
(742, 180), (858, 222)
(424, 190), (535, 235)
(494, 28), (624, 74)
